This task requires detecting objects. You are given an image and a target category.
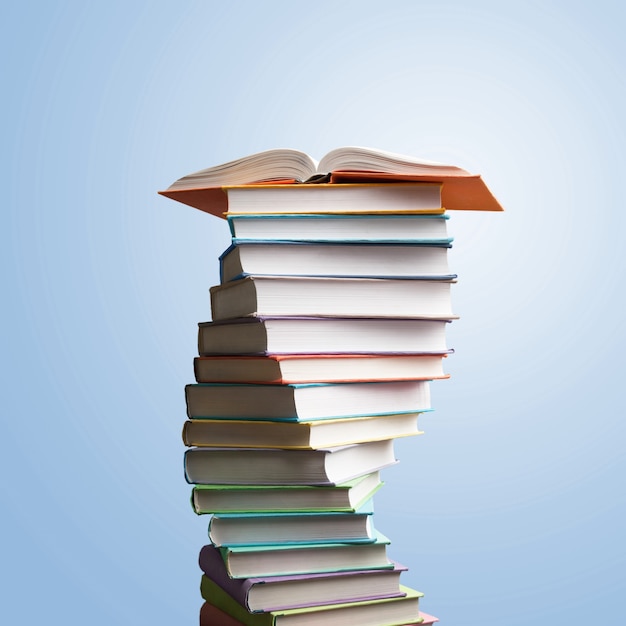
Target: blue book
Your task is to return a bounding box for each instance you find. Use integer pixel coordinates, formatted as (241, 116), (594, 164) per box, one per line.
(227, 212), (453, 243)
(219, 240), (455, 283)
(184, 380), (432, 422)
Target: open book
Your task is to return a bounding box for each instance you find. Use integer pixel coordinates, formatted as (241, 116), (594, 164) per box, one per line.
(159, 146), (504, 216)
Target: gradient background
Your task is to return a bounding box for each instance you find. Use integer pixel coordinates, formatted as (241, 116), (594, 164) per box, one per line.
(3, 2), (625, 624)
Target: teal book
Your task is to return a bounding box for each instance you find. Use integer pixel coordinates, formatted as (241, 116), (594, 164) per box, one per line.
(208, 499), (377, 547)
(217, 530), (394, 578)
(226, 212), (452, 244)
(219, 240), (455, 283)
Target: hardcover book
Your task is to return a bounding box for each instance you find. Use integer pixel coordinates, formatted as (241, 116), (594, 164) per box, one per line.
(211, 530), (394, 579)
(209, 275), (455, 321)
(182, 412), (423, 450)
(183, 440), (398, 486)
(207, 500), (376, 547)
(199, 543), (408, 612)
(220, 240), (453, 281)
(184, 380), (431, 421)
(193, 353), (449, 384)
(158, 145), (504, 216)
(190, 472), (383, 515)
(226, 213), (452, 243)
(197, 316), (453, 356)
(199, 573), (424, 626)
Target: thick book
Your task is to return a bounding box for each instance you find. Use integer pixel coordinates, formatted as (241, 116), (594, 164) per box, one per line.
(207, 500), (376, 547)
(224, 183), (443, 215)
(183, 439), (397, 486)
(184, 380), (431, 421)
(215, 532), (394, 579)
(199, 573), (424, 626)
(220, 241), (453, 282)
(199, 543), (407, 612)
(158, 145), (504, 216)
(182, 413), (423, 450)
(198, 316), (453, 356)
(191, 472), (382, 514)
(226, 214), (451, 244)
(209, 275), (455, 321)
(194, 354), (449, 384)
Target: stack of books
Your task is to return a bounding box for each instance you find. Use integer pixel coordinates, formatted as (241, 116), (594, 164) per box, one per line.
(161, 147), (503, 625)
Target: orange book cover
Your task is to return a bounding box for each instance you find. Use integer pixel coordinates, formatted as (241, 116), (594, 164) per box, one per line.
(329, 170), (504, 212)
(159, 174), (502, 218)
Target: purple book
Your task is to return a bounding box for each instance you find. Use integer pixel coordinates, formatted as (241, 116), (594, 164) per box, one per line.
(199, 543), (407, 612)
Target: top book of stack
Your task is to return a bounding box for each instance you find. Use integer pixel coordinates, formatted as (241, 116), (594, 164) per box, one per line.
(158, 146), (504, 217)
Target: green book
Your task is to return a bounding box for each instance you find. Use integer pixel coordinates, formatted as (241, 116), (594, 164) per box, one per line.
(200, 574), (424, 625)
(191, 472), (383, 514)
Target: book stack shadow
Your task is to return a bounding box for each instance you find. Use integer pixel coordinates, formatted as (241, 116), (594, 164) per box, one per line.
(184, 183), (453, 625)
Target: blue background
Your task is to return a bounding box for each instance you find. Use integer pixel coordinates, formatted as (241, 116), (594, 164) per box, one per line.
(3, 1), (625, 624)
